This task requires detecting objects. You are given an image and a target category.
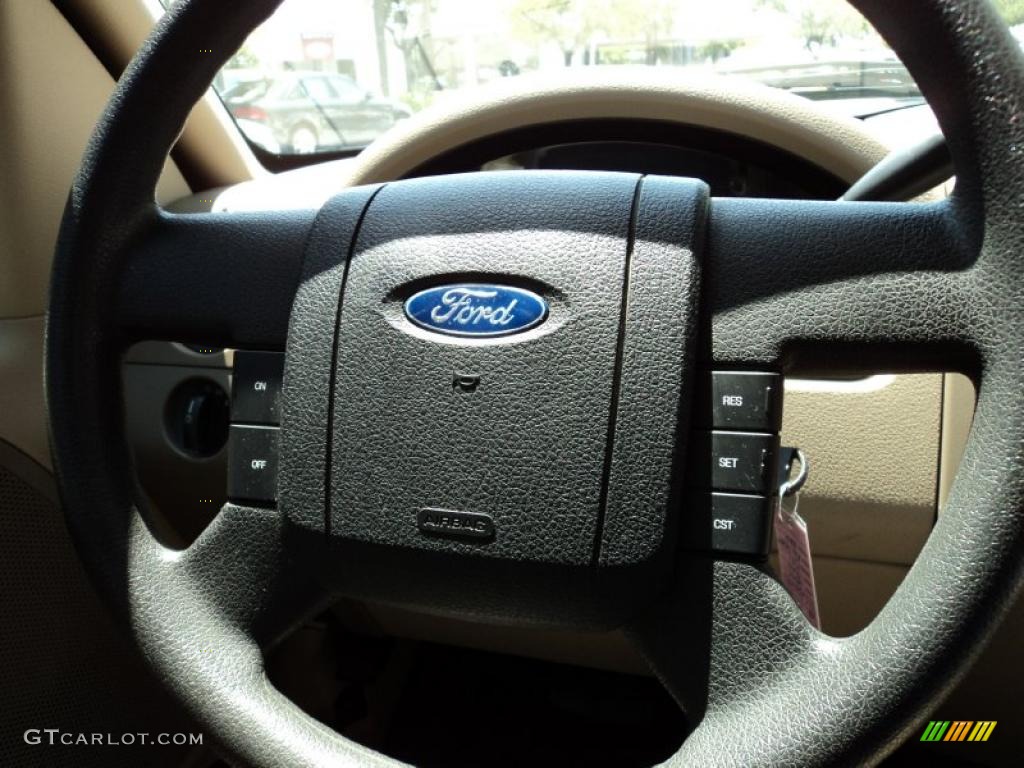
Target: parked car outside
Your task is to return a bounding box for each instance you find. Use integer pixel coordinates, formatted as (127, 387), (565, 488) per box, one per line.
(223, 71), (411, 153)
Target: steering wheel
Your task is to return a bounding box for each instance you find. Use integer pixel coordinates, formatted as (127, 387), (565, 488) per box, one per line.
(46, 0), (1024, 765)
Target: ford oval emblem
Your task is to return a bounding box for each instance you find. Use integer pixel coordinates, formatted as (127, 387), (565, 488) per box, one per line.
(404, 283), (548, 338)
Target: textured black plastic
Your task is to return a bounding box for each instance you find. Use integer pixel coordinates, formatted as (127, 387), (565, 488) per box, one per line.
(330, 171), (636, 566)
(703, 197), (976, 375)
(598, 176), (706, 567)
(44, 0), (1024, 766)
(319, 172), (707, 625)
(118, 210), (314, 348)
(279, 185), (381, 534)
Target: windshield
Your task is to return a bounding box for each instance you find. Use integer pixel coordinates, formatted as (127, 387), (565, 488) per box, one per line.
(161, 0), (1024, 156)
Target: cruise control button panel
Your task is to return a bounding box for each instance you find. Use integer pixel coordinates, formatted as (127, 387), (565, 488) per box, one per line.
(698, 371), (782, 431)
(231, 351), (284, 424)
(689, 430), (779, 494)
(227, 424), (279, 504)
(686, 369), (784, 557)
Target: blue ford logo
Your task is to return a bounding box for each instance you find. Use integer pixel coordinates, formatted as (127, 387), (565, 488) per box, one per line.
(404, 283), (548, 338)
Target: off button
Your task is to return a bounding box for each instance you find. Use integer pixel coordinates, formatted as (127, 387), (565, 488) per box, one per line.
(227, 425), (279, 504)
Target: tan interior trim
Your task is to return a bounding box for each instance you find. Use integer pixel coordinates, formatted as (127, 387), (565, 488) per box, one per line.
(0, 317), (49, 470)
(938, 373), (976, 512)
(0, 0), (189, 319)
(781, 374), (942, 565)
(342, 68), (892, 187)
(65, 0), (264, 187)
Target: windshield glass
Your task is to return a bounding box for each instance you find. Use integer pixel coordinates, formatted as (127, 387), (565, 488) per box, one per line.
(161, 0), (1024, 156)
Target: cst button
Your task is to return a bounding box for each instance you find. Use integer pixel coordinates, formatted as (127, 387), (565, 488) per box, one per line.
(227, 424), (279, 504)
(685, 492), (772, 555)
(231, 351), (284, 424)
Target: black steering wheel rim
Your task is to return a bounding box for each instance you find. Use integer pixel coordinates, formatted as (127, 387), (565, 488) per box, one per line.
(46, 1), (1024, 766)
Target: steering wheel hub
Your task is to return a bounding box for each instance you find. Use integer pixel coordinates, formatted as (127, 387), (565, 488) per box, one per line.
(282, 172), (706, 626)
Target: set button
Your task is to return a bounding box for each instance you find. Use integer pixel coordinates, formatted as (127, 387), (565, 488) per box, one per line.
(689, 430), (779, 494)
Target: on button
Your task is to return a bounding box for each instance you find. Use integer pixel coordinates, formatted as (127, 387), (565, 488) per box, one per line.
(231, 351), (284, 425)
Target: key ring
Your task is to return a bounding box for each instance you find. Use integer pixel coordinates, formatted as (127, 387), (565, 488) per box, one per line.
(780, 448), (808, 497)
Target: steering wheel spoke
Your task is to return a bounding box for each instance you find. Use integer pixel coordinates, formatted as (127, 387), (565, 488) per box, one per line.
(628, 559), (848, 765)
(628, 558), (819, 717)
(125, 503), (387, 766)
(706, 197), (981, 374)
(167, 503), (327, 646)
(116, 209), (316, 349)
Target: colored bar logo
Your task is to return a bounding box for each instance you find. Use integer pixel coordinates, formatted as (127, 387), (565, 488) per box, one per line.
(920, 721), (996, 742)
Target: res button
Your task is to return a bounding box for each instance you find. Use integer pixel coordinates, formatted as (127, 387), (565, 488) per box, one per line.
(697, 371), (783, 432)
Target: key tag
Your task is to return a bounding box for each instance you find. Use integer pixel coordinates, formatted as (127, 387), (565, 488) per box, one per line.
(774, 448), (820, 629)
